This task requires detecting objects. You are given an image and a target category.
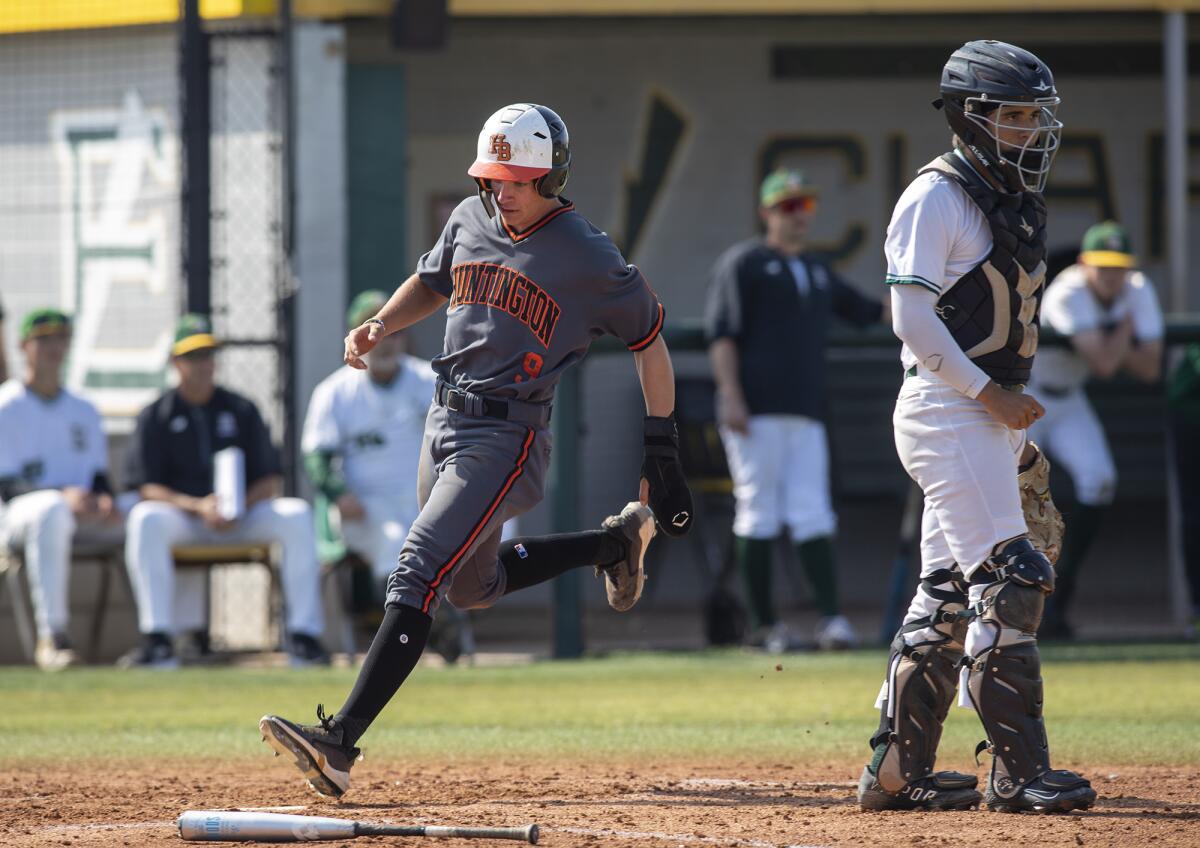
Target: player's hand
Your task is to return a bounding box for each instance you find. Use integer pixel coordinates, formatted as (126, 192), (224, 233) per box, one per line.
(336, 492), (366, 522)
(94, 493), (121, 525)
(198, 493), (237, 533)
(977, 382), (1044, 430)
(344, 322), (383, 370)
(62, 486), (97, 517)
(639, 477), (650, 507)
(716, 391), (750, 434)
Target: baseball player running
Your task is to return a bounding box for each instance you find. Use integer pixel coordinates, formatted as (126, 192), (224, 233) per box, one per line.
(857, 42), (1095, 814)
(1030, 221), (1163, 638)
(260, 103), (693, 797)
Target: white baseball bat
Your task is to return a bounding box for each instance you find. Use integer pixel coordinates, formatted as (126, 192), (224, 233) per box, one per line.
(178, 811), (539, 843)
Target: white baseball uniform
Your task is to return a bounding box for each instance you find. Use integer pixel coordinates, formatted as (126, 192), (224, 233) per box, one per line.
(1028, 266), (1164, 506)
(0, 379), (109, 639)
(881, 153), (1038, 710)
(301, 356), (437, 580)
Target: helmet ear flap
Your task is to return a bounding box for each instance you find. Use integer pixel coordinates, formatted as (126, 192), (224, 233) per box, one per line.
(475, 177), (496, 218)
(535, 166), (570, 199)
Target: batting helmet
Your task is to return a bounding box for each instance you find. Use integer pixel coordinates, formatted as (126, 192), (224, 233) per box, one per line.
(935, 40), (1062, 193)
(468, 103), (571, 201)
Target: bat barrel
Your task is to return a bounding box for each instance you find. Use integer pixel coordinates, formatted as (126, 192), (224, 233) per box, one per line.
(178, 811), (356, 841)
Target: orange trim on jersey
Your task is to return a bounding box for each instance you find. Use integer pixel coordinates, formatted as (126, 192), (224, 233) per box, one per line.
(421, 428), (536, 613)
(501, 201), (575, 243)
(627, 301), (665, 351)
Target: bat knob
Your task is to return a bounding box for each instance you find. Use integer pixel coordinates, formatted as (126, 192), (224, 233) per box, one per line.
(527, 824), (540, 845)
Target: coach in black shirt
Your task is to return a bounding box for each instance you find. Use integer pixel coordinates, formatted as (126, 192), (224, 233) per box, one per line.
(705, 169), (887, 653)
(120, 315), (327, 668)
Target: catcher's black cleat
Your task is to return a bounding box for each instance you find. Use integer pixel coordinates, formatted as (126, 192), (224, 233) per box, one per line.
(858, 766), (982, 811)
(259, 706), (361, 797)
(596, 502), (656, 612)
(985, 769), (1096, 814)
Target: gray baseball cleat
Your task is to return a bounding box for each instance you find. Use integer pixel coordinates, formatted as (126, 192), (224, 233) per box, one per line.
(984, 769), (1096, 813)
(596, 501), (656, 611)
(259, 706), (361, 798)
(858, 765), (982, 811)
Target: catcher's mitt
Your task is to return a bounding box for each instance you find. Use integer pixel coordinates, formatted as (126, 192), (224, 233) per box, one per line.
(1018, 443), (1064, 565)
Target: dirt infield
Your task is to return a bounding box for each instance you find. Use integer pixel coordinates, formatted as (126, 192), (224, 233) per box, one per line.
(1, 759), (1195, 847)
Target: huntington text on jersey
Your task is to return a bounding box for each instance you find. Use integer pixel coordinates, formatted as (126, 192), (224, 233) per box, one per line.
(450, 262), (562, 349)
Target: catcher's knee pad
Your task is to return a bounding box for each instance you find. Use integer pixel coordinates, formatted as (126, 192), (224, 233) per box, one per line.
(983, 536), (1055, 598)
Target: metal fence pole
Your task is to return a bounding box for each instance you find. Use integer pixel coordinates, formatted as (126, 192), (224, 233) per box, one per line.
(180, 0), (211, 316)
(550, 366), (584, 658)
(278, 0), (298, 494)
(1164, 11), (1191, 633)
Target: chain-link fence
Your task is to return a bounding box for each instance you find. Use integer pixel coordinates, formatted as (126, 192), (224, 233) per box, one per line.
(0, 18), (291, 654)
(208, 26), (290, 650)
(0, 26), (182, 421)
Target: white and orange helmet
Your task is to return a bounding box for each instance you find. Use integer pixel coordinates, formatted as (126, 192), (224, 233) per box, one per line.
(467, 103), (571, 199)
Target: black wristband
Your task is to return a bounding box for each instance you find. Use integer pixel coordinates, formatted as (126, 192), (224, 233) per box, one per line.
(643, 415), (680, 452)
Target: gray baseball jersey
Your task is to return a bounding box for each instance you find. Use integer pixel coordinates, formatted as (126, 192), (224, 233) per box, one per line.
(417, 197), (664, 403)
(386, 196), (664, 615)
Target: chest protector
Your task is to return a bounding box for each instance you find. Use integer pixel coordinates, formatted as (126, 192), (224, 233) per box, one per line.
(919, 153), (1048, 386)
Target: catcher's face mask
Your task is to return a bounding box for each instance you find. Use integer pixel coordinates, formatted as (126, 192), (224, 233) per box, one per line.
(965, 96), (1062, 193)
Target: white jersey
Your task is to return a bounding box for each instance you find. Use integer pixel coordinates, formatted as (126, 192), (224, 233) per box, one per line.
(0, 379), (107, 492)
(301, 355), (436, 500)
(884, 159), (992, 371)
(1033, 265), (1165, 391)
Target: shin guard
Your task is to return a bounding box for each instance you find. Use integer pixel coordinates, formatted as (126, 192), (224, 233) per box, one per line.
(871, 639), (963, 793)
(967, 579), (1051, 798)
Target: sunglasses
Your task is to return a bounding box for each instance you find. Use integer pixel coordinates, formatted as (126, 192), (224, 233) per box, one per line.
(774, 196), (817, 214)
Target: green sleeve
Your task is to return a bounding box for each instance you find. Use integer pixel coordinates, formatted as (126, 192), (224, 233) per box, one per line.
(304, 451), (347, 502)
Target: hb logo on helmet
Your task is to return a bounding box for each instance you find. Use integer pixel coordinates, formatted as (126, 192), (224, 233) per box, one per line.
(489, 134), (512, 162)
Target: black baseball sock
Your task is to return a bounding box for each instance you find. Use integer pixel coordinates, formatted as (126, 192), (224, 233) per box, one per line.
(334, 604), (432, 747)
(501, 530), (625, 594)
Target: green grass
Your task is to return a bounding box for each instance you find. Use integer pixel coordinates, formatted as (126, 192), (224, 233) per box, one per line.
(0, 643), (1196, 766)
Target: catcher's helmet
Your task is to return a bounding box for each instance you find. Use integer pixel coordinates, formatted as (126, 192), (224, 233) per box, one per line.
(467, 103), (571, 200)
(936, 40), (1062, 193)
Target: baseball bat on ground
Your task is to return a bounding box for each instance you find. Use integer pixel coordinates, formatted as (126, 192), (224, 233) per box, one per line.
(178, 811), (539, 843)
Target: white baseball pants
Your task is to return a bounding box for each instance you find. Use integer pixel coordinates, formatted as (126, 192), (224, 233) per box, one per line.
(1027, 386), (1116, 506)
(124, 498), (324, 636)
(0, 490), (75, 639)
(883, 371), (1031, 710)
(335, 494), (416, 582)
(719, 414), (836, 542)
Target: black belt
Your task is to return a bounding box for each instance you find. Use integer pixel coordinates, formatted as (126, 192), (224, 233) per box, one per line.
(904, 365), (1025, 392)
(434, 379), (552, 428)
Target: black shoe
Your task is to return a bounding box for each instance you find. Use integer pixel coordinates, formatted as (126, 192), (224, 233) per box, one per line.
(116, 633), (180, 670)
(985, 769), (1097, 813)
(287, 632), (331, 668)
(260, 706), (360, 797)
(858, 766), (982, 811)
